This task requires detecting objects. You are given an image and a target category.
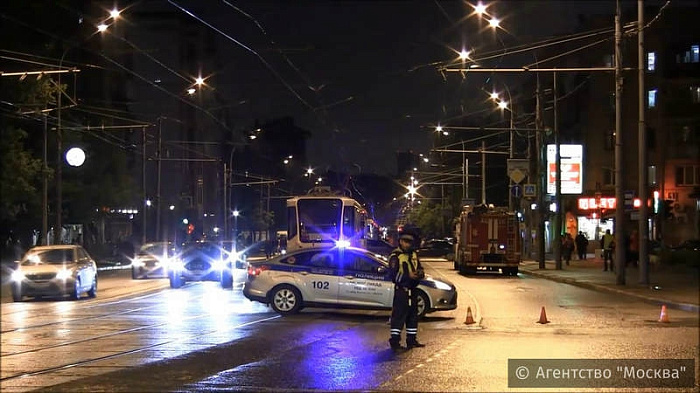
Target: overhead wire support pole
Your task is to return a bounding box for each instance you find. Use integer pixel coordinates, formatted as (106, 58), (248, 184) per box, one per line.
(615, 1), (627, 285)
(554, 70), (562, 270)
(142, 127), (147, 245)
(638, 0), (649, 286)
(536, 77), (546, 269)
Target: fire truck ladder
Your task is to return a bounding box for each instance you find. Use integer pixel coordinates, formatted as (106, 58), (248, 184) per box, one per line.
(506, 216), (517, 262)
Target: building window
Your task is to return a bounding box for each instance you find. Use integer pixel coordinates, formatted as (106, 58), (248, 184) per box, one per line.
(605, 130), (614, 150)
(678, 44), (700, 63)
(675, 165), (699, 186)
(691, 86), (700, 104)
(648, 89), (658, 108)
(603, 167), (615, 186)
(603, 54), (615, 68)
(647, 52), (656, 71)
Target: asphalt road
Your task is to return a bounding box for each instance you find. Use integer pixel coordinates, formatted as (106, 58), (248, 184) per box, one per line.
(1, 261), (698, 392)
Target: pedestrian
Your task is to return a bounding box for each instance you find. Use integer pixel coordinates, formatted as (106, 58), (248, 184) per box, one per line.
(602, 229), (615, 272)
(388, 232), (425, 351)
(575, 231), (588, 260)
(562, 233), (574, 265)
(628, 229), (639, 267)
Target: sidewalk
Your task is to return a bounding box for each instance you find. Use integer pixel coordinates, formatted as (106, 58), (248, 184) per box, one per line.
(519, 256), (699, 313)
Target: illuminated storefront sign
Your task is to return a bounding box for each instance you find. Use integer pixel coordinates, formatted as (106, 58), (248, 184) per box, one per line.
(578, 197), (644, 211)
(547, 144), (583, 195)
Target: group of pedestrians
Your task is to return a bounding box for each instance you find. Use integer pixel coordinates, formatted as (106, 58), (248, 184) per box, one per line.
(560, 231), (590, 265)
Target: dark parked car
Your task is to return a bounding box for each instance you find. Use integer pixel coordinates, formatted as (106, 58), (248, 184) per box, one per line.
(365, 239), (396, 258)
(416, 239), (455, 260)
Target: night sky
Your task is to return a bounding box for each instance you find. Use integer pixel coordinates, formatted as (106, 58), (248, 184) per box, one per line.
(2, 0), (676, 175)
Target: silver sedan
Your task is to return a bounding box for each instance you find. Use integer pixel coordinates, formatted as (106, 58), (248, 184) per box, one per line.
(243, 246), (457, 318)
(10, 245), (98, 301)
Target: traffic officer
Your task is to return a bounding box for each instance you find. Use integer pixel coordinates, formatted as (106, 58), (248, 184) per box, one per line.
(388, 232), (425, 350)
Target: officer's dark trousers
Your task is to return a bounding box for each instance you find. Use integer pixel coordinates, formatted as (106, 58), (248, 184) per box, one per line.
(389, 287), (418, 344)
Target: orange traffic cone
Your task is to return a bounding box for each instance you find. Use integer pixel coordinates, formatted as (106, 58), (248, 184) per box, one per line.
(658, 304), (670, 323)
(464, 306), (475, 325)
(537, 306), (550, 324)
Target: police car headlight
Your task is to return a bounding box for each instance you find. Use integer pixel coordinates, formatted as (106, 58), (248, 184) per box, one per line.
(168, 258), (184, 271)
(56, 268), (73, 280)
(425, 280), (452, 291)
(213, 259), (226, 271)
(336, 239), (351, 248)
(11, 270), (25, 282)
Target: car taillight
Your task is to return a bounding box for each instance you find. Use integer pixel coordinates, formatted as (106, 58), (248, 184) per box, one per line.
(247, 265), (270, 276)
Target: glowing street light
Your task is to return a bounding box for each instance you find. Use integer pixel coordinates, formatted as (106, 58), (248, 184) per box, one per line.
(488, 18), (500, 28)
(195, 76), (205, 86)
(459, 49), (471, 61)
(498, 101), (508, 110)
(490, 92), (500, 100)
(187, 88), (196, 95)
(65, 147), (86, 167)
(109, 9), (121, 19)
(97, 23), (108, 33)
(474, 2), (487, 15)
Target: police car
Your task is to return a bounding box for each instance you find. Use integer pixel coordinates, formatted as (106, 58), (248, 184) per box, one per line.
(243, 246), (457, 317)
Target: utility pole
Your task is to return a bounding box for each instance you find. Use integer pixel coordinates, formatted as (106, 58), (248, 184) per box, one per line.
(554, 71), (562, 270)
(142, 127), (147, 245)
(155, 117), (163, 241)
(42, 108), (48, 245)
(615, 1), (627, 285)
(536, 77), (546, 269)
(481, 140), (487, 205)
(638, 0), (649, 285)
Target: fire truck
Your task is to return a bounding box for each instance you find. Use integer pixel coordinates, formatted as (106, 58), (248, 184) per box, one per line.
(453, 205), (521, 276)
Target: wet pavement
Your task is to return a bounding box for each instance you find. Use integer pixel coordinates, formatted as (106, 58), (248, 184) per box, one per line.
(520, 255), (700, 313)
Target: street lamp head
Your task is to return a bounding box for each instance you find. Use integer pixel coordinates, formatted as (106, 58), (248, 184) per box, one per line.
(474, 2), (487, 15)
(97, 23), (108, 33)
(65, 147), (85, 167)
(187, 88), (196, 95)
(435, 125), (443, 132)
(498, 101), (508, 110)
(490, 92), (499, 100)
(110, 9), (121, 19)
(233, 210), (240, 217)
(169, 205), (175, 210)
(146, 199), (152, 207)
(459, 49), (471, 61)
(195, 76), (205, 86)
(488, 18), (500, 28)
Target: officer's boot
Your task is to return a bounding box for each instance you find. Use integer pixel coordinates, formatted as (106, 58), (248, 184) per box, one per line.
(406, 335), (425, 348)
(389, 335), (405, 351)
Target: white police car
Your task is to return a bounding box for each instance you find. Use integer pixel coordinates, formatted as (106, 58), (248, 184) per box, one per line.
(243, 246), (457, 317)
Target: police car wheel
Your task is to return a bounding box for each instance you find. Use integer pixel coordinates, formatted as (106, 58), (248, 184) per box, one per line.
(416, 290), (429, 318)
(270, 285), (302, 315)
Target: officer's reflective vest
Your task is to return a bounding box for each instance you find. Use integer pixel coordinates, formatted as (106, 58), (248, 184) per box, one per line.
(391, 249), (419, 286)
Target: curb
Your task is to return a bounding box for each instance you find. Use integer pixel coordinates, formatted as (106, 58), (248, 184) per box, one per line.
(520, 268), (700, 314)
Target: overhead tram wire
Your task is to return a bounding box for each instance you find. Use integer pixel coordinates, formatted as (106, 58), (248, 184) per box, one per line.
(168, 0), (314, 111)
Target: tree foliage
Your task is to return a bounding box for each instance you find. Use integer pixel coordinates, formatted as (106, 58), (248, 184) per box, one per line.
(406, 202), (450, 240)
(0, 127), (44, 222)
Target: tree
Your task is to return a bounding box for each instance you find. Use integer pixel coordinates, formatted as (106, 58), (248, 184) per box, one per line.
(406, 202), (446, 240)
(0, 127), (44, 223)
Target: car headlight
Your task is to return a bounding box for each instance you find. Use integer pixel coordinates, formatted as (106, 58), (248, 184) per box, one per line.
(432, 280), (452, 291)
(56, 268), (73, 280)
(11, 270), (25, 282)
(132, 258), (144, 267)
(213, 259), (226, 271)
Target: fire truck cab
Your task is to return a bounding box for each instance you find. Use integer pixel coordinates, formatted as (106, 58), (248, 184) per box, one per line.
(453, 205), (521, 276)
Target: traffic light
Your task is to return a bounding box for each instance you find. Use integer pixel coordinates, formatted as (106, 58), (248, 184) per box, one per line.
(662, 200), (675, 220)
(187, 223), (195, 235)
